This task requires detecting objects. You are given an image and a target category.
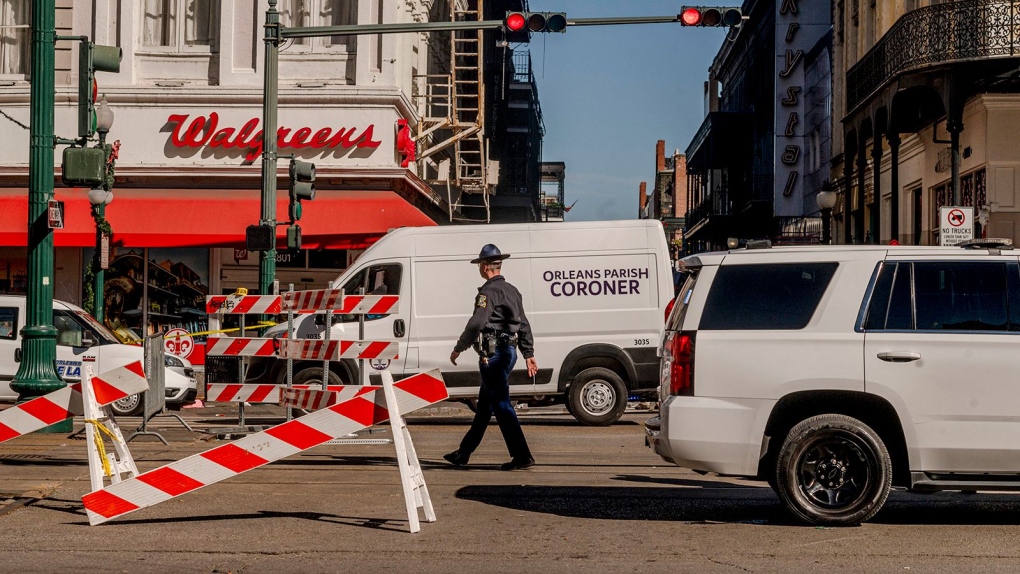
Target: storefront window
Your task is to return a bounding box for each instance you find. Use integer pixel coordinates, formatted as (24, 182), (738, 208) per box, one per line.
(0, 0), (29, 76)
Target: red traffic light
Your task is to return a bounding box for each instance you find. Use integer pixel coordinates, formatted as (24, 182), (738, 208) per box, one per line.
(505, 12), (527, 32)
(681, 7), (702, 26)
(680, 6), (743, 27)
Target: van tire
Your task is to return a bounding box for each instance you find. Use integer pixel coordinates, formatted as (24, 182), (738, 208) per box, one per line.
(775, 414), (892, 526)
(109, 393), (143, 417)
(292, 367), (345, 387)
(568, 367), (627, 426)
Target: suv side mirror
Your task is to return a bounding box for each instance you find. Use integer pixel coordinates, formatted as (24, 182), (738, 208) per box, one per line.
(81, 333), (96, 347)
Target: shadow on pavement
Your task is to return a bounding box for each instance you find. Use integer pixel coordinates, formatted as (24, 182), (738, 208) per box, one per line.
(32, 496), (412, 531)
(456, 484), (1020, 526)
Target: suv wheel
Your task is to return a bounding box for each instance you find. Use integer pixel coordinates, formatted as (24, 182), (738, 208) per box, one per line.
(775, 414), (892, 526)
(568, 367), (627, 426)
(109, 393), (143, 417)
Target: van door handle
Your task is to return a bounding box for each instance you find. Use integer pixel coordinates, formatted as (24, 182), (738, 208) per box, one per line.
(394, 319), (405, 338)
(877, 351), (921, 363)
(14, 348), (21, 362)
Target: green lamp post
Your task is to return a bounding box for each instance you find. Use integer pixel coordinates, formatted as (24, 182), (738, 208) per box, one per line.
(11, 0), (65, 431)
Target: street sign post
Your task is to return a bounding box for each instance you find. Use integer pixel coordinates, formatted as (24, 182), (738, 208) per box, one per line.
(939, 206), (974, 246)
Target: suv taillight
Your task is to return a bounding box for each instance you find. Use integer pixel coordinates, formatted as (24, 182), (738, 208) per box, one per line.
(665, 331), (695, 396)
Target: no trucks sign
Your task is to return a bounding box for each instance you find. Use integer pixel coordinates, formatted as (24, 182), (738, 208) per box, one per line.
(939, 206), (973, 246)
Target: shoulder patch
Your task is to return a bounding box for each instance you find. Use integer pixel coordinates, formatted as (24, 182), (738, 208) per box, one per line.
(475, 294), (487, 308)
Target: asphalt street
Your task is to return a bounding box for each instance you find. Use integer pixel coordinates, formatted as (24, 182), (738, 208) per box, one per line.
(1, 402), (1020, 573)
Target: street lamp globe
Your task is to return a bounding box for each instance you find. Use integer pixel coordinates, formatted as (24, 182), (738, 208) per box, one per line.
(95, 95), (115, 134)
(88, 187), (113, 206)
(816, 188), (838, 211)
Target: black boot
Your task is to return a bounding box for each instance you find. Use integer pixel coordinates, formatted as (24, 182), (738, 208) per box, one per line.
(500, 456), (535, 471)
(444, 450), (470, 466)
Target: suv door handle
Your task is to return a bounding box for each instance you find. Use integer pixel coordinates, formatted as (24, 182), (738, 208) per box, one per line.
(394, 319), (405, 338)
(877, 351), (921, 363)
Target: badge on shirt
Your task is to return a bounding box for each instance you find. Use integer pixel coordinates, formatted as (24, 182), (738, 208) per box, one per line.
(476, 294), (487, 308)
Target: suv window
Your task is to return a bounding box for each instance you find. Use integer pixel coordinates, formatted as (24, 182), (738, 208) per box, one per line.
(866, 261), (1017, 332)
(665, 269), (699, 330)
(699, 263), (838, 330)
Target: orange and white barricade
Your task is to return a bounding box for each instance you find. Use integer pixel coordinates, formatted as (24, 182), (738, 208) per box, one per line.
(0, 361), (148, 444)
(84, 369), (447, 533)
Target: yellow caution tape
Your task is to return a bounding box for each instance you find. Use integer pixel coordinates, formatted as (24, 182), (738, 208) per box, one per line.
(85, 418), (121, 477)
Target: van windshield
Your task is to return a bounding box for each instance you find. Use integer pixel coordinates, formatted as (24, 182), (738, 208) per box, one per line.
(52, 310), (121, 346)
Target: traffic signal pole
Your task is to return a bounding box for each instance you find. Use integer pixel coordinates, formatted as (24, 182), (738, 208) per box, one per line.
(256, 9), (706, 297)
(10, 0), (64, 423)
(258, 1), (281, 298)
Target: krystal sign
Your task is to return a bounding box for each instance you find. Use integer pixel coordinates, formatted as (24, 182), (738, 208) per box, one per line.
(166, 113), (382, 162)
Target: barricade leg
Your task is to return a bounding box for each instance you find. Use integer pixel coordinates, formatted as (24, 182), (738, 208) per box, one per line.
(381, 370), (435, 533)
(82, 366), (139, 493)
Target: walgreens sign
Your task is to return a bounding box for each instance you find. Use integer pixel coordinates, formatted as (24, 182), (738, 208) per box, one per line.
(166, 113), (382, 162)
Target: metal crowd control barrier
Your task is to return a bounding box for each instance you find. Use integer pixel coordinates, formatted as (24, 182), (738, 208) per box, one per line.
(127, 333), (193, 444)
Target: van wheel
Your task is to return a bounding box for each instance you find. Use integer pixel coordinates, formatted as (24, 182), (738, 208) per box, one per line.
(568, 367), (627, 426)
(292, 367), (346, 387)
(775, 414), (892, 526)
(109, 393), (143, 417)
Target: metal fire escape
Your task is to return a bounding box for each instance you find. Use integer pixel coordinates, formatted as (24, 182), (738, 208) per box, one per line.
(413, 0), (490, 222)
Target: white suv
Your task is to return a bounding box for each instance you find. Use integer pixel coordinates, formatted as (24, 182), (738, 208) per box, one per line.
(646, 239), (1020, 525)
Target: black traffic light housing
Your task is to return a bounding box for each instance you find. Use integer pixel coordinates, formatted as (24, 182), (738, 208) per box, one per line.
(78, 40), (122, 139)
(679, 6), (744, 27)
(288, 158), (315, 222)
(504, 11), (567, 34)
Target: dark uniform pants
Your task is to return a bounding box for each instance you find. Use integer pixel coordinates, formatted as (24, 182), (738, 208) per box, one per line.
(459, 344), (531, 459)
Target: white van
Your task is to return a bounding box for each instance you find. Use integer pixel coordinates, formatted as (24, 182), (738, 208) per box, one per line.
(243, 220), (673, 425)
(0, 295), (198, 416)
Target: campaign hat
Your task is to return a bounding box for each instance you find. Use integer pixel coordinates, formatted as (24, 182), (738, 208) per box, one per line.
(470, 244), (511, 264)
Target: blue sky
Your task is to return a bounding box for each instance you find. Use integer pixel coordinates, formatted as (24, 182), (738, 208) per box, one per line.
(527, 1), (734, 221)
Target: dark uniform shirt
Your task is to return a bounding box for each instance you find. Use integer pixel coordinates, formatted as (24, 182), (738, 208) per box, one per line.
(454, 275), (535, 359)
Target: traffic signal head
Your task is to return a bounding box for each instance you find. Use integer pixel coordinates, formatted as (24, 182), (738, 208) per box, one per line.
(77, 41), (122, 139)
(288, 159), (316, 201)
(288, 159), (315, 222)
(286, 224), (302, 251)
(679, 6), (743, 27)
(504, 11), (567, 33)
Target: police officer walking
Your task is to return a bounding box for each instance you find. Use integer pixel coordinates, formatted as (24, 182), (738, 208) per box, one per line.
(445, 244), (538, 471)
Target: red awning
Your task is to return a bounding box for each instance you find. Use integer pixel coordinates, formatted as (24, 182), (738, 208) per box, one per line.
(0, 188), (436, 249)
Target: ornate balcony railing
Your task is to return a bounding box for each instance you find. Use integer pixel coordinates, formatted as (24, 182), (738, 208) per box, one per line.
(847, 0), (1020, 114)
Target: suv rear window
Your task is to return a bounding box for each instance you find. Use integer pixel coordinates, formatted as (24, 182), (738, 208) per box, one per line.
(699, 263), (838, 330)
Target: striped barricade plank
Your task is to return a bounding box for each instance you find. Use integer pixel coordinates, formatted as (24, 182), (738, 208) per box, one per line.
(0, 361), (148, 444)
(281, 289), (344, 312)
(82, 370), (449, 525)
(282, 291), (399, 315)
(279, 386), (375, 411)
(206, 337), (276, 357)
(277, 339), (400, 361)
(205, 383), (350, 404)
(205, 295), (282, 315)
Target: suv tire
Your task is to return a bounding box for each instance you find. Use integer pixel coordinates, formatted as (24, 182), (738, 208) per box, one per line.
(568, 367), (627, 426)
(775, 414), (892, 526)
(109, 393), (143, 417)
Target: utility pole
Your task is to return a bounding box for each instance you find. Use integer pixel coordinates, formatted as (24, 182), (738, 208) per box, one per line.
(258, 0), (281, 298)
(11, 0), (65, 429)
